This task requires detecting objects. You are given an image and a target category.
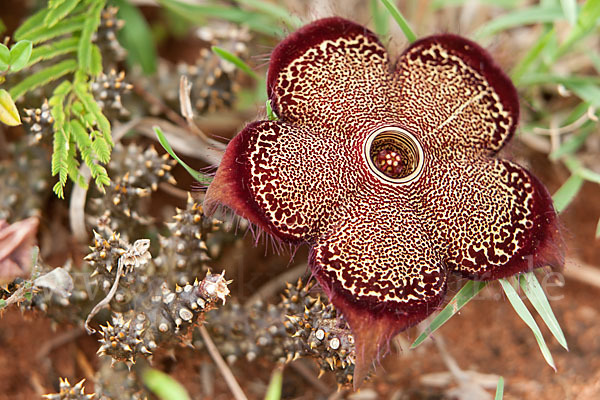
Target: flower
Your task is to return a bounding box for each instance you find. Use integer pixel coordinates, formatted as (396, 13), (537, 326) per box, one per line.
(204, 17), (563, 385)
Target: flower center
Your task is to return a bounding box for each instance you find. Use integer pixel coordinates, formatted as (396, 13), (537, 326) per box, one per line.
(364, 127), (424, 184)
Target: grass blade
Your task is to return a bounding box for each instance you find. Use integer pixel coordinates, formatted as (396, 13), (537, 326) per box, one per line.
(233, 0), (302, 29)
(156, 0), (283, 36)
(264, 366), (283, 400)
(212, 46), (259, 80)
(560, 0), (578, 26)
(143, 368), (190, 400)
(519, 272), (568, 350)
(411, 280), (487, 348)
(499, 278), (556, 371)
(370, 0), (390, 37)
(510, 27), (555, 85)
(379, 0), (417, 42)
(552, 173), (584, 213)
(154, 126), (212, 184)
(494, 376), (505, 400)
(474, 5), (563, 38)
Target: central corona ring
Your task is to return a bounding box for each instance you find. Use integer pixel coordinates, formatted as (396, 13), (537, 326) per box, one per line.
(363, 126), (425, 184)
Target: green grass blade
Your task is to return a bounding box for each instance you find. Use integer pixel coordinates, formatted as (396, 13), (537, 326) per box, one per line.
(156, 0), (283, 36)
(411, 280), (487, 348)
(499, 278), (556, 371)
(143, 368), (190, 400)
(474, 5), (563, 38)
(519, 272), (568, 350)
(557, 0), (600, 56)
(552, 173), (584, 213)
(370, 0), (390, 37)
(212, 46), (259, 80)
(264, 366), (283, 400)
(560, 0), (578, 25)
(549, 126), (594, 160)
(9, 59), (78, 100)
(494, 376), (505, 400)
(510, 27), (555, 85)
(379, 0), (417, 42)
(114, 0), (158, 75)
(154, 126), (212, 184)
(234, 0), (302, 29)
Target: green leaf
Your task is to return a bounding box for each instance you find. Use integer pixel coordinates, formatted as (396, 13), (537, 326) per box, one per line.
(494, 377), (505, 400)
(552, 173), (584, 213)
(379, 0), (417, 42)
(233, 0), (302, 29)
(0, 89), (22, 126)
(90, 44), (102, 76)
(52, 126), (71, 198)
(78, 1), (103, 73)
(73, 84), (111, 135)
(474, 5), (563, 38)
(45, 0), (81, 27)
(264, 367), (283, 400)
(156, 0), (283, 36)
(519, 272), (568, 350)
(596, 218), (600, 239)
(14, 8), (50, 40)
(113, 0), (157, 75)
(9, 40), (33, 72)
(0, 43), (9, 71)
(27, 37), (79, 67)
(212, 46), (259, 80)
(411, 280), (487, 348)
(91, 136), (111, 164)
(0, 299), (6, 309)
(560, 0), (578, 25)
(143, 368), (190, 400)
(154, 126), (212, 184)
(9, 59), (78, 100)
(0, 18), (6, 36)
(18, 14), (86, 44)
(499, 278), (556, 371)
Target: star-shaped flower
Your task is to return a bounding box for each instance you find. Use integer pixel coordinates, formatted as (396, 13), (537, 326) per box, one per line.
(204, 17), (563, 384)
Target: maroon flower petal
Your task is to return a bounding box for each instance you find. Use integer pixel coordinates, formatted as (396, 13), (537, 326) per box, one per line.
(310, 195), (446, 386)
(204, 120), (362, 242)
(424, 159), (563, 280)
(393, 34), (519, 157)
(268, 17), (395, 135)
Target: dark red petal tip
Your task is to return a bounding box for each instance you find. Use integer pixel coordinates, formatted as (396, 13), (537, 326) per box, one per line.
(405, 34), (520, 141)
(267, 17), (382, 101)
(203, 121), (278, 237)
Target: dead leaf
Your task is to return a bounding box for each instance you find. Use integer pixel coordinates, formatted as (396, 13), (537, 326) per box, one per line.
(0, 217), (39, 283)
